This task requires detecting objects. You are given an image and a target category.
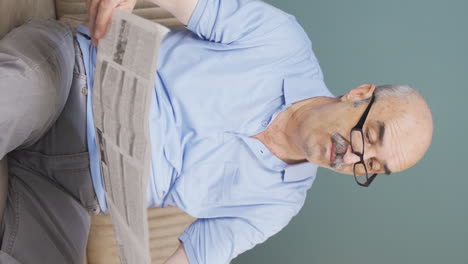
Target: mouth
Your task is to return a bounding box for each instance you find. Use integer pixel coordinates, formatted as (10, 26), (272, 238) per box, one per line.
(330, 132), (349, 170)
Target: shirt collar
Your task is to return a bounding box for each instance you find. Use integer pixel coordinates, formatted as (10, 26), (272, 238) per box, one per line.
(283, 77), (335, 105)
(280, 77), (332, 181)
(76, 25), (91, 37)
(239, 135), (319, 182)
(239, 135), (287, 171)
(283, 162), (318, 182)
(280, 77), (332, 182)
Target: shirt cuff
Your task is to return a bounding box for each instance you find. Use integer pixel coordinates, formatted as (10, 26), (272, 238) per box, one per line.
(178, 231), (200, 264)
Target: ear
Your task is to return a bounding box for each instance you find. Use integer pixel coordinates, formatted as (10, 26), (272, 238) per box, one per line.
(341, 84), (376, 102)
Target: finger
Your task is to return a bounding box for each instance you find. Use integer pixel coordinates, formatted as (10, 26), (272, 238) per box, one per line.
(115, 4), (132, 13)
(88, 0), (99, 45)
(119, 0), (137, 12)
(88, 0), (99, 34)
(94, 0), (120, 40)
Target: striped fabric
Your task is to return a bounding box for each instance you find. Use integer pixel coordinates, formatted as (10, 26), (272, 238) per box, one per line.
(57, 0), (184, 28)
(87, 207), (196, 264)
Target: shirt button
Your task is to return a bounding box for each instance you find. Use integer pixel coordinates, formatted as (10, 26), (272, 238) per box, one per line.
(81, 87), (88, 95)
(261, 120), (268, 127)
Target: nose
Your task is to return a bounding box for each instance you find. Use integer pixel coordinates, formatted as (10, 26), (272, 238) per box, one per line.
(343, 146), (361, 165)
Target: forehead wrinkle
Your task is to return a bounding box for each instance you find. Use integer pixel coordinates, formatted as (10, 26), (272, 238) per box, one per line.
(387, 119), (407, 173)
(370, 99), (410, 173)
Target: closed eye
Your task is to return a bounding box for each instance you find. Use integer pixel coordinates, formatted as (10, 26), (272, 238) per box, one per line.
(368, 159), (374, 170)
(368, 158), (381, 172)
(366, 130), (371, 144)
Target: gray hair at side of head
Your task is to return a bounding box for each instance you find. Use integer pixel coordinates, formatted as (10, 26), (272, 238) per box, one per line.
(353, 84), (418, 107)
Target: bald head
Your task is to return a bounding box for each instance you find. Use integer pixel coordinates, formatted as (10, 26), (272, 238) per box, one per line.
(369, 84), (433, 172)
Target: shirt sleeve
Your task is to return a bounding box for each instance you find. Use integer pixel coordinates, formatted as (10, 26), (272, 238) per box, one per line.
(186, 0), (292, 44)
(178, 204), (301, 264)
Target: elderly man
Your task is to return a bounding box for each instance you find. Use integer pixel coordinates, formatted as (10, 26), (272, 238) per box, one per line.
(0, 0), (432, 263)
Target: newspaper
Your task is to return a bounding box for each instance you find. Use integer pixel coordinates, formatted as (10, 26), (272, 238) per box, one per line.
(92, 10), (169, 264)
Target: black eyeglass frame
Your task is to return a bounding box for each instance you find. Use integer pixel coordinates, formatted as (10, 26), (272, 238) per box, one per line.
(350, 92), (378, 187)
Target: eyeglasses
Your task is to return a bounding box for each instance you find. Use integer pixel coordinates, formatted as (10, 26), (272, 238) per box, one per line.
(349, 92), (378, 187)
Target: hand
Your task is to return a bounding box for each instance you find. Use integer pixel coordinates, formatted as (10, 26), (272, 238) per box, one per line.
(86, 0), (137, 45)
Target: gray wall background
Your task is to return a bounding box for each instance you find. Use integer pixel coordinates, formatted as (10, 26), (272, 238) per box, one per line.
(233, 0), (467, 263)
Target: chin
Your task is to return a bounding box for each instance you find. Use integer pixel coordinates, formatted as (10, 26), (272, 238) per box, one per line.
(304, 144), (328, 166)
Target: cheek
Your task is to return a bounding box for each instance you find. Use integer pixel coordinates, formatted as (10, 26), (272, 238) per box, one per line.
(314, 113), (345, 135)
(343, 166), (355, 175)
(324, 106), (360, 132)
(303, 129), (328, 147)
(333, 165), (355, 176)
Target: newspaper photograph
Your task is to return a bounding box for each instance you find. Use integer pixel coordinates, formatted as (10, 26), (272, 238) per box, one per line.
(92, 10), (170, 264)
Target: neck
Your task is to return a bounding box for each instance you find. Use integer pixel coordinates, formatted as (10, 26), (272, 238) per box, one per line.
(252, 113), (305, 164)
(252, 96), (338, 164)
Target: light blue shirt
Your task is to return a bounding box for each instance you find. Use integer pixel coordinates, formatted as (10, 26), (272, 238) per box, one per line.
(76, 0), (334, 263)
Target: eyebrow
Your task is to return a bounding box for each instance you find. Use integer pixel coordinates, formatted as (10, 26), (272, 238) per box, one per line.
(376, 122), (391, 175)
(378, 121), (385, 145)
(383, 163), (392, 175)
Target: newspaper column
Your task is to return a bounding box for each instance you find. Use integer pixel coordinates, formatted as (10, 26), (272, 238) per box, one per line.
(93, 10), (170, 264)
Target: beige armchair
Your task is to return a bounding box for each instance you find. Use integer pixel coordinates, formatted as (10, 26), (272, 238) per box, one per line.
(0, 1), (195, 263)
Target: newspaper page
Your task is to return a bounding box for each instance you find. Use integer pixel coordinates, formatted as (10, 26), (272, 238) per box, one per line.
(92, 10), (169, 264)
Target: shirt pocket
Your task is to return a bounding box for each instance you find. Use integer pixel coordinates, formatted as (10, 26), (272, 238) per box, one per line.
(184, 162), (239, 205)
